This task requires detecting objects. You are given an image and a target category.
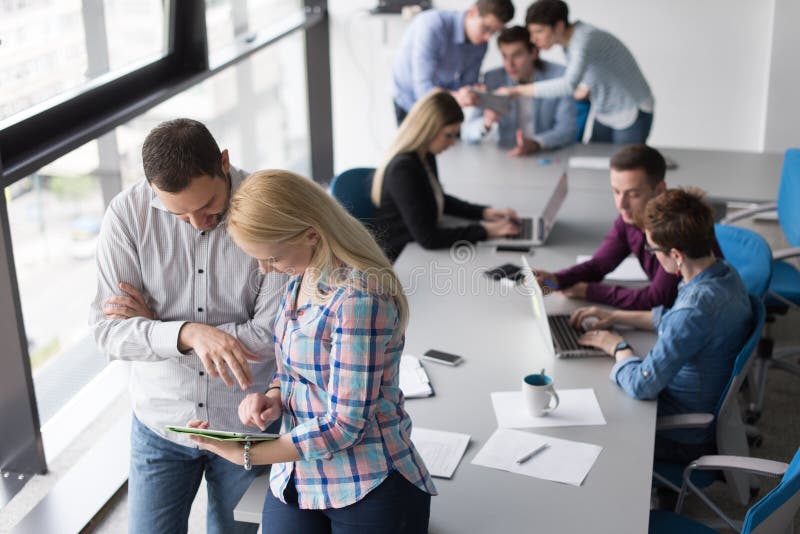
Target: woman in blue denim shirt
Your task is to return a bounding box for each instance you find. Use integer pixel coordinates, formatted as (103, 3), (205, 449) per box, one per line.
(570, 188), (752, 463)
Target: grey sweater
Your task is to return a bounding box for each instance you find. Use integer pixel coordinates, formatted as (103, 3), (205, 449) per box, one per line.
(534, 22), (653, 129)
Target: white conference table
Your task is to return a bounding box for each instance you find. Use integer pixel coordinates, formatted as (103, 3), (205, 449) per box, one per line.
(439, 141), (783, 204)
(235, 142), (782, 532)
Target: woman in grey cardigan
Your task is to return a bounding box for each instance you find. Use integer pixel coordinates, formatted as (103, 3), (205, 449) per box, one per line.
(498, 0), (654, 144)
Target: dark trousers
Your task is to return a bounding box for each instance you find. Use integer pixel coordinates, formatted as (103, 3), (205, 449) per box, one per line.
(590, 109), (654, 144)
(393, 100), (409, 126)
(262, 470), (431, 534)
(654, 434), (716, 464)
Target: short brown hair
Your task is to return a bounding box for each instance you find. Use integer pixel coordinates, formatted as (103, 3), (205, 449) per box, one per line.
(610, 144), (666, 189)
(476, 0), (515, 23)
(498, 25), (534, 51)
(525, 0), (569, 27)
(142, 118), (225, 193)
(645, 188), (715, 259)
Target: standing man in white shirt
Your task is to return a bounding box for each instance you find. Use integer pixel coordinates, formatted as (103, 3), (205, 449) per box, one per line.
(90, 118), (286, 534)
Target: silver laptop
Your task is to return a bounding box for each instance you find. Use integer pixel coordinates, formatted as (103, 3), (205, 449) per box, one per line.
(520, 256), (606, 359)
(480, 172), (568, 247)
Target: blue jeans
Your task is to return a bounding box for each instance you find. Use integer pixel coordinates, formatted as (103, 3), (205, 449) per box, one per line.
(590, 109), (653, 144)
(129, 415), (266, 534)
(262, 470), (431, 534)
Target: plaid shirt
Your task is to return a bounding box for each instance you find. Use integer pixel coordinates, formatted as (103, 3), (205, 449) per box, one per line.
(269, 273), (436, 509)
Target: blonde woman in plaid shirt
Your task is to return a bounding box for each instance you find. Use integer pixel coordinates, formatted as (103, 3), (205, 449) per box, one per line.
(187, 169), (436, 533)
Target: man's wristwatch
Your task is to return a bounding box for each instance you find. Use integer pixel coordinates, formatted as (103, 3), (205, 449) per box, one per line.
(613, 341), (632, 356)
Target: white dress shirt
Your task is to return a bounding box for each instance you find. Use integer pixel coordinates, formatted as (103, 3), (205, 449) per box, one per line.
(90, 167), (287, 447)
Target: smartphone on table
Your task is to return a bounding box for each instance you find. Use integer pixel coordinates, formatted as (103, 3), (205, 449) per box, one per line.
(422, 349), (464, 366)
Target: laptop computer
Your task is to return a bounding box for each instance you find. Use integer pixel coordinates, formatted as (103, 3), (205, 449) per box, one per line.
(520, 256), (607, 359)
(480, 172), (568, 247)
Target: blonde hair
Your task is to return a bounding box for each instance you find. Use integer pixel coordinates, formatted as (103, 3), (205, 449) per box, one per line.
(227, 169), (408, 330)
(371, 90), (464, 206)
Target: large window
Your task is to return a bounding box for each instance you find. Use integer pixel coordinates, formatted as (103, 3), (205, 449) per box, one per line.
(4, 143), (106, 424)
(0, 0), (166, 122)
(0, 0), (330, 488)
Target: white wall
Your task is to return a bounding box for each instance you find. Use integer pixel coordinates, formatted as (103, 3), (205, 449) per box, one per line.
(329, 0), (794, 174)
(763, 0), (800, 151)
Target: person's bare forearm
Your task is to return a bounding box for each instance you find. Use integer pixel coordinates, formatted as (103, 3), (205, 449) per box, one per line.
(611, 310), (654, 331)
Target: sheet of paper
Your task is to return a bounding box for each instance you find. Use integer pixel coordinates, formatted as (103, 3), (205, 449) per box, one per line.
(576, 254), (648, 282)
(411, 427), (471, 478)
(399, 354), (433, 398)
(568, 156), (610, 170)
(491, 389), (607, 429)
(471, 428), (602, 486)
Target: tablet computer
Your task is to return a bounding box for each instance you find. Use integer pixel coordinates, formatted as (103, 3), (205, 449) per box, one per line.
(166, 425), (280, 442)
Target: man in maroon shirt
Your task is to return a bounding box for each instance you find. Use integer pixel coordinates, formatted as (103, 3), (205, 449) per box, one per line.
(535, 144), (678, 310)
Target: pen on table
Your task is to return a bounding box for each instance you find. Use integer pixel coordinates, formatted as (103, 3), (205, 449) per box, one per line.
(516, 443), (549, 465)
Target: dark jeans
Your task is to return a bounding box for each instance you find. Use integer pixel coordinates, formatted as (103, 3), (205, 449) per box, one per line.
(262, 470), (431, 534)
(654, 434), (716, 464)
(129, 415), (266, 534)
(590, 109), (653, 144)
(393, 100), (409, 126)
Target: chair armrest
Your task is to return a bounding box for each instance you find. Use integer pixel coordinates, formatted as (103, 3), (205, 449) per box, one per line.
(721, 202), (778, 224)
(687, 455), (789, 478)
(774, 246), (800, 261)
(656, 413), (714, 430)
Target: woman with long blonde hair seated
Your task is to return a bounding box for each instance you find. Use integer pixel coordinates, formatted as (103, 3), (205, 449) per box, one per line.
(373, 90), (520, 261)
(186, 170), (436, 533)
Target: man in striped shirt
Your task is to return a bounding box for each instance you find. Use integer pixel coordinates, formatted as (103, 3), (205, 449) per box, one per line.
(89, 119), (285, 534)
(499, 0), (654, 144)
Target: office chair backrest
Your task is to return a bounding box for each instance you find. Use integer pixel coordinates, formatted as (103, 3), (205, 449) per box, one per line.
(715, 294), (767, 504)
(742, 447), (800, 534)
(778, 149), (800, 248)
(715, 224), (773, 298)
(330, 167), (376, 223)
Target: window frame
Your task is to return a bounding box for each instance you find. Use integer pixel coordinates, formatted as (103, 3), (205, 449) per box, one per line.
(0, 0), (331, 492)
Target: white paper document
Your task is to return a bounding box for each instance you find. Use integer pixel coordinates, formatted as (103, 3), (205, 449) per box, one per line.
(472, 428), (602, 486)
(491, 389), (606, 429)
(576, 254), (648, 282)
(399, 355), (433, 398)
(411, 427), (470, 478)
(568, 156), (610, 170)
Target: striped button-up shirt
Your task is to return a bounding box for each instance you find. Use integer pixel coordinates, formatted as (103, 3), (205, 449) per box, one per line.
(270, 273), (436, 509)
(89, 167), (286, 447)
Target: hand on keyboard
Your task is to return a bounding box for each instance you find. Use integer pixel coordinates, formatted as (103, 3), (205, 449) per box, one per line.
(570, 306), (615, 330)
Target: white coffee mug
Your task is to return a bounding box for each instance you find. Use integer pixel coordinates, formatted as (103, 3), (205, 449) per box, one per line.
(522, 373), (560, 417)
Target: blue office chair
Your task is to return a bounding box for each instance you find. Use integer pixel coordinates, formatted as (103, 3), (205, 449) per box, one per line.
(329, 167), (376, 223)
(649, 447), (800, 534)
(653, 295), (767, 505)
(722, 148), (800, 422)
(714, 225), (773, 299)
(575, 100), (591, 143)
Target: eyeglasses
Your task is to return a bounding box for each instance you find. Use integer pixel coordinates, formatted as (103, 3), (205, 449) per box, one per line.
(644, 243), (670, 255)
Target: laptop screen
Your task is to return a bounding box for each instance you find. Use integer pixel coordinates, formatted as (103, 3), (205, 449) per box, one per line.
(540, 173), (567, 241)
(520, 256), (556, 359)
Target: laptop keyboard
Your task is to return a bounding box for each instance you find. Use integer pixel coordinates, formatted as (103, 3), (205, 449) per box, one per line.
(547, 314), (606, 358)
(510, 217), (533, 240)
